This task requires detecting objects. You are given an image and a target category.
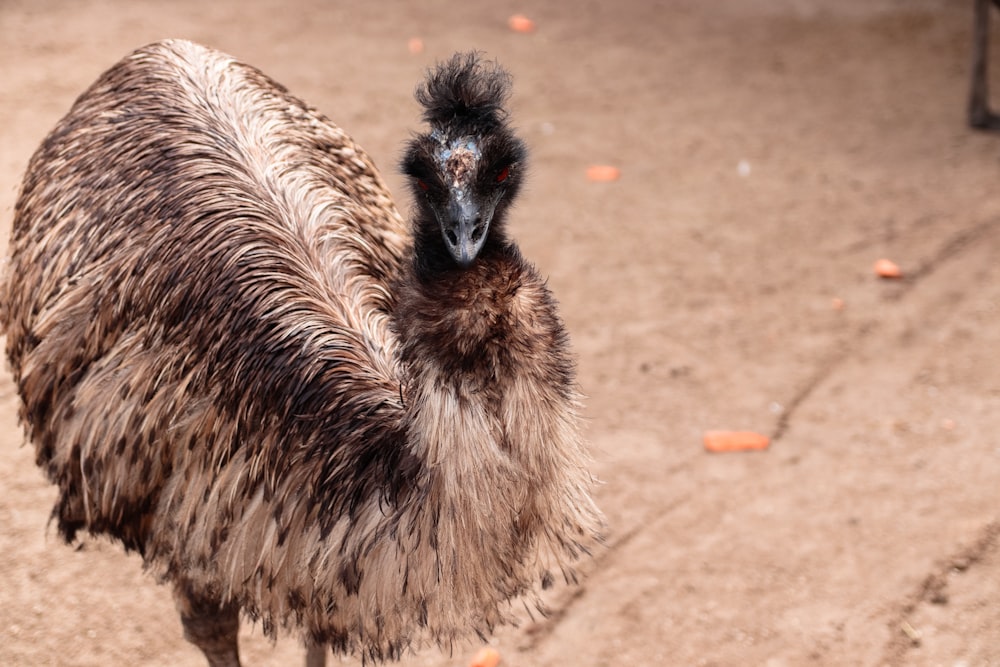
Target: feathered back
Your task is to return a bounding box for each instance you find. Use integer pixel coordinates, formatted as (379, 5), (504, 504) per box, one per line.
(414, 52), (512, 135)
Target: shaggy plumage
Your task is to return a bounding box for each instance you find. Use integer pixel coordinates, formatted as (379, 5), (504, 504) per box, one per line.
(1, 40), (602, 664)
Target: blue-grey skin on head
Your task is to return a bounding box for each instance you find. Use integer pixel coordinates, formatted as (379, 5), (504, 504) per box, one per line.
(433, 133), (494, 267)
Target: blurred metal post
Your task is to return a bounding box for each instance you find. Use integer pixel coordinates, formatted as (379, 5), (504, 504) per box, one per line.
(970, 0), (1000, 129)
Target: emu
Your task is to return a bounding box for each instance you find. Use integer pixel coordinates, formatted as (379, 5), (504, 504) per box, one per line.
(1, 40), (602, 666)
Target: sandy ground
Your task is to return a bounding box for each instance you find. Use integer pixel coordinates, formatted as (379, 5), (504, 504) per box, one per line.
(1, 0), (1000, 665)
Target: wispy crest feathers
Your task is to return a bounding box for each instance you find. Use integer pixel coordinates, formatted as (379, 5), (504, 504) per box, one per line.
(414, 52), (512, 132)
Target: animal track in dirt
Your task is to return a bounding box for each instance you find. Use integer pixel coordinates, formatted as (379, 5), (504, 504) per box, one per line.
(880, 519), (1000, 666)
(883, 216), (1000, 300)
(769, 217), (1000, 443)
(517, 491), (691, 651)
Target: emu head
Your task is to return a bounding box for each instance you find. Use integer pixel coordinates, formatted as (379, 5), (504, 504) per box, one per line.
(402, 53), (527, 269)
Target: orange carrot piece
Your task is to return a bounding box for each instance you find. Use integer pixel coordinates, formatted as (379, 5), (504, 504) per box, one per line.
(703, 430), (770, 453)
(874, 258), (902, 279)
(586, 165), (621, 182)
(508, 14), (536, 33)
(407, 37), (424, 54)
(470, 647), (501, 667)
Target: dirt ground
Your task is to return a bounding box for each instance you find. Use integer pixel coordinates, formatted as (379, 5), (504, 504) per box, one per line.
(2, 0), (1000, 665)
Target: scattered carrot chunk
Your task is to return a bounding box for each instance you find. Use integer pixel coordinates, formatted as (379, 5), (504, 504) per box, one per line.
(508, 14), (536, 33)
(831, 297), (845, 311)
(703, 430), (770, 453)
(874, 258), (902, 279)
(407, 37), (424, 54)
(470, 647), (501, 667)
(586, 165), (621, 182)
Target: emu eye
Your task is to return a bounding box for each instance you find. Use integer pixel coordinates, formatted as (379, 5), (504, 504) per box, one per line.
(495, 166), (510, 183)
(416, 179), (429, 192)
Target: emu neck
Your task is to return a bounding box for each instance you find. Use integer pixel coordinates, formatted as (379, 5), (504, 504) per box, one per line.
(378, 238), (595, 639)
(395, 243), (526, 392)
(391, 236), (576, 483)
(391, 245), (553, 591)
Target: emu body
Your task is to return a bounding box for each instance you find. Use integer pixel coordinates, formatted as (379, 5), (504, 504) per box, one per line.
(2, 40), (601, 665)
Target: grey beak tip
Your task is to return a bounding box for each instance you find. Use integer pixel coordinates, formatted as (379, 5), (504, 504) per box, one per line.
(441, 205), (490, 268)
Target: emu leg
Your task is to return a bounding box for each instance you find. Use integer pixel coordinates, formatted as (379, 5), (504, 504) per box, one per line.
(174, 583), (242, 667)
(305, 642), (327, 667)
(971, 0), (1000, 129)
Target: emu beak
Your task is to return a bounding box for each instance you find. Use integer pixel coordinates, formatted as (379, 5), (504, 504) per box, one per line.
(441, 193), (489, 268)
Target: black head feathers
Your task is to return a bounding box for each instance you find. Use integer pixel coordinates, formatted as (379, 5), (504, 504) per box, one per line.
(402, 51), (527, 272)
(414, 52), (512, 134)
